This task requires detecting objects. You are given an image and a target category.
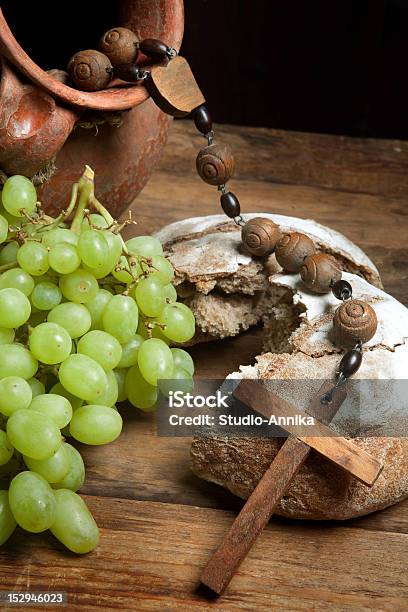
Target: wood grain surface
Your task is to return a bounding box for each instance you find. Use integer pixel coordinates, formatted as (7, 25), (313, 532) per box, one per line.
(1, 121), (407, 610)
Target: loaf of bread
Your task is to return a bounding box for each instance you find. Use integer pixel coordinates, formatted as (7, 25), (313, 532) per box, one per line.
(156, 214), (408, 520)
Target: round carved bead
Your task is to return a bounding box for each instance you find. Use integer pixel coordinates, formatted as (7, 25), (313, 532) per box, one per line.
(338, 349), (363, 378)
(275, 232), (316, 273)
(68, 50), (112, 91)
(333, 300), (378, 348)
(99, 27), (139, 65)
(196, 144), (235, 186)
(220, 191), (240, 218)
(300, 253), (341, 294)
(332, 279), (353, 301)
(241, 217), (282, 257)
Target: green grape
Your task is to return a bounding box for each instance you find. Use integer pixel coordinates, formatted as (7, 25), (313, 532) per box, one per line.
(148, 255), (174, 284)
(17, 241), (49, 276)
(59, 354), (107, 403)
(158, 365), (194, 396)
(77, 330), (122, 371)
(163, 283), (177, 303)
(125, 365), (158, 411)
(126, 235), (163, 257)
(158, 302), (195, 343)
(95, 369), (118, 407)
(7, 409), (62, 460)
(0, 267), (34, 296)
(0, 288), (31, 328)
(31, 281), (62, 311)
(50, 489), (99, 554)
(59, 269), (98, 303)
(1, 175), (37, 218)
(138, 338), (173, 386)
(48, 302), (91, 339)
(0, 241), (18, 266)
(0, 344), (38, 380)
(0, 489), (16, 545)
(42, 228), (78, 248)
(112, 256), (134, 283)
(102, 294), (139, 343)
(27, 377), (45, 398)
(134, 276), (166, 317)
(81, 213), (109, 231)
(113, 368), (128, 402)
(0, 430), (13, 465)
(103, 230), (122, 263)
(171, 348), (194, 376)
(52, 443), (84, 492)
(29, 394), (73, 429)
(117, 334), (143, 368)
(0, 327), (14, 345)
(9, 471), (56, 533)
(0, 376), (32, 416)
(70, 404), (122, 445)
(49, 242), (81, 275)
(0, 206), (20, 226)
(86, 289), (112, 330)
(78, 230), (109, 269)
(49, 382), (83, 411)
(24, 443), (69, 484)
(29, 322), (72, 365)
(0, 215), (8, 244)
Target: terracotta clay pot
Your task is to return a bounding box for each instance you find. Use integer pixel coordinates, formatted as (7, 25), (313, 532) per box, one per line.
(0, 1), (184, 218)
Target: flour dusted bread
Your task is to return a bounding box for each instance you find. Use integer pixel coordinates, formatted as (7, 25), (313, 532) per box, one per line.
(155, 214), (408, 520)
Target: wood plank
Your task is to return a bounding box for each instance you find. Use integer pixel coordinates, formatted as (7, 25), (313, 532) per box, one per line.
(233, 380), (383, 486)
(162, 121), (408, 199)
(1, 497), (407, 611)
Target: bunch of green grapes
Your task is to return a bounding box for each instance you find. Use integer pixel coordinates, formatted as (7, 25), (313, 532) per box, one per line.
(0, 168), (195, 554)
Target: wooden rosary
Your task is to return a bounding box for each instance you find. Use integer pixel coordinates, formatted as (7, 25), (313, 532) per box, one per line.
(63, 29), (383, 597)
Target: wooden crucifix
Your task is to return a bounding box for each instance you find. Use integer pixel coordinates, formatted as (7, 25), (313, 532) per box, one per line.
(200, 379), (384, 596)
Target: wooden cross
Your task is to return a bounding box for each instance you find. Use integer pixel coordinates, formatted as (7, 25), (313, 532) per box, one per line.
(200, 379), (384, 596)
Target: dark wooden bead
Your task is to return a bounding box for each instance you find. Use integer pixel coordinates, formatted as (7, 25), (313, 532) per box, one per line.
(68, 50), (112, 91)
(220, 192), (240, 218)
(338, 349), (363, 378)
(112, 64), (144, 82)
(275, 232), (316, 273)
(333, 299), (378, 348)
(194, 105), (212, 134)
(139, 38), (169, 61)
(332, 279), (353, 301)
(196, 144), (235, 186)
(241, 217), (282, 257)
(99, 27), (139, 65)
(300, 253), (342, 294)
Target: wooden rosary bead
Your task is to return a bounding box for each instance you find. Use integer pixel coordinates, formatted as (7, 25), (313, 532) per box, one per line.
(338, 349), (363, 378)
(300, 253), (341, 294)
(241, 217), (282, 257)
(194, 105), (213, 135)
(139, 38), (169, 61)
(220, 191), (240, 218)
(68, 50), (112, 91)
(196, 144), (235, 186)
(333, 299), (378, 348)
(332, 278), (353, 301)
(275, 232), (316, 273)
(99, 27), (139, 65)
(112, 63), (144, 82)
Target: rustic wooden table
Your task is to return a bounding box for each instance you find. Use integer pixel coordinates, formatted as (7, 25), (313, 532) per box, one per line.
(1, 121), (408, 611)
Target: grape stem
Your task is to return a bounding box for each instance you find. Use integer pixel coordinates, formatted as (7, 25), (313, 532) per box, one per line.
(70, 166), (95, 234)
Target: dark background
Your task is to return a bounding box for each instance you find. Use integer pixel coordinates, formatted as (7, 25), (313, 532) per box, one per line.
(181, 0), (408, 138)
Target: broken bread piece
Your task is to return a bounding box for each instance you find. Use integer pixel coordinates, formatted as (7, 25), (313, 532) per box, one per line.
(155, 214), (381, 343)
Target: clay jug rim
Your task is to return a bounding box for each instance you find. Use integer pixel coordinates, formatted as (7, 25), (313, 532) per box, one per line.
(0, 7), (157, 111)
